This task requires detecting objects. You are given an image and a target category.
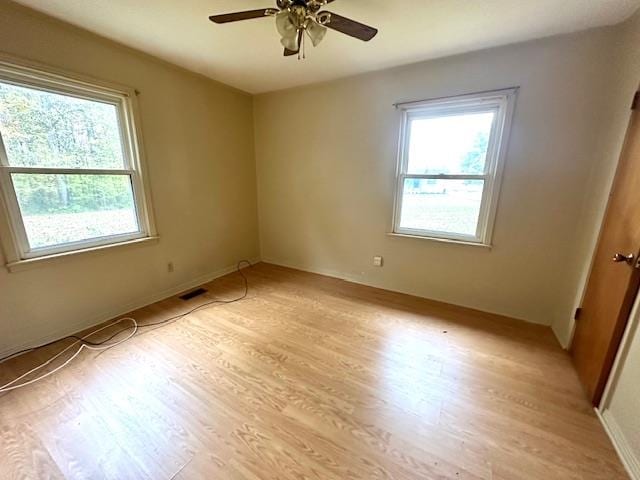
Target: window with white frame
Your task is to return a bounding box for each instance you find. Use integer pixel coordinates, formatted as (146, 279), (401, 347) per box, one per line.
(393, 88), (517, 245)
(0, 59), (155, 262)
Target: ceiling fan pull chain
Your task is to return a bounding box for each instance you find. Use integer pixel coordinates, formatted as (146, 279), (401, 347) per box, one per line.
(298, 31), (305, 60)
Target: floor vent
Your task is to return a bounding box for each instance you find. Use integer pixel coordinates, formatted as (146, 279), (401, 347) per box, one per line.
(179, 288), (208, 301)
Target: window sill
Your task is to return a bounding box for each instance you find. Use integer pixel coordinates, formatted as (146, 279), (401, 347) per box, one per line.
(387, 232), (492, 249)
(6, 236), (160, 273)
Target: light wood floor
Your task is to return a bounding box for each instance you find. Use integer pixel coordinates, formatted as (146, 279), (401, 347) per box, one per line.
(0, 263), (628, 479)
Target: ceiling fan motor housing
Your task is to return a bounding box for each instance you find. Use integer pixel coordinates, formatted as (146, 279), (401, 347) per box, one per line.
(280, 0), (329, 13)
(290, 5), (309, 29)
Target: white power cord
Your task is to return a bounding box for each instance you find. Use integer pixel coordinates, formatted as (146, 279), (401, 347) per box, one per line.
(0, 317), (137, 393)
(0, 259), (252, 394)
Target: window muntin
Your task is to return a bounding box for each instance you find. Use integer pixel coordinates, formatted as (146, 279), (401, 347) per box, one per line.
(393, 89), (516, 244)
(0, 60), (153, 261)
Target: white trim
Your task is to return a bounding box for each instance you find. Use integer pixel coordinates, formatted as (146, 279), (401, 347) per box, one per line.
(595, 292), (640, 479)
(0, 257), (261, 360)
(0, 53), (157, 264)
(600, 293), (640, 407)
(394, 86), (520, 110)
(386, 232), (492, 248)
(596, 409), (640, 480)
(0, 54), (135, 103)
(260, 257), (542, 326)
(392, 87), (517, 245)
(23, 231), (147, 260)
(5, 167), (135, 175)
(399, 174), (486, 180)
(6, 235), (159, 273)
(0, 167), (29, 256)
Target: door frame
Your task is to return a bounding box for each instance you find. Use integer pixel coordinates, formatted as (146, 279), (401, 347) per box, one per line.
(596, 292), (640, 479)
(568, 86), (640, 405)
(599, 290), (640, 408)
(567, 114), (638, 350)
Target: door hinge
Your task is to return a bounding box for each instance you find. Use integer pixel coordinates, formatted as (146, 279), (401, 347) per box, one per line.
(633, 91), (640, 111)
(574, 308), (583, 321)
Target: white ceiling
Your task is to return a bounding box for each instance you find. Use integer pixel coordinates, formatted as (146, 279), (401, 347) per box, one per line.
(13, 0), (640, 94)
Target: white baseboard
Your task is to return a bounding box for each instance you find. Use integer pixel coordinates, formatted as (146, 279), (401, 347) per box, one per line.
(261, 257), (539, 326)
(597, 408), (640, 480)
(262, 257), (368, 286)
(0, 257), (261, 359)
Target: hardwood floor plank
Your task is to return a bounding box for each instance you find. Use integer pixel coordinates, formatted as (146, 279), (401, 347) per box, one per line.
(0, 262), (628, 479)
(0, 422), (66, 480)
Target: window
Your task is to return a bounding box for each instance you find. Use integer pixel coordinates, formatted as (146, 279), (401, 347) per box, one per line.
(0, 58), (155, 263)
(393, 88), (517, 245)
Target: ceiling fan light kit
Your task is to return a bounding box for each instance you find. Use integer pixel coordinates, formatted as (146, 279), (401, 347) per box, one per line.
(209, 0), (378, 59)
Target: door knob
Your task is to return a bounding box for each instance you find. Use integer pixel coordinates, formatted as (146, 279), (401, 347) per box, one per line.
(612, 253), (635, 264)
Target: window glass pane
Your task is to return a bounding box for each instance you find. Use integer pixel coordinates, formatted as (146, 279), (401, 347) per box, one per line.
(407, 111), (494, 174)
(11, 173), (139, 249)
(0, 81), (125, 169)
(399, 179), (484, 236)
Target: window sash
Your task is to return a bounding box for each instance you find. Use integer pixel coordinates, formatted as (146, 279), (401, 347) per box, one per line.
(392, 88), (517, 244)
(402, 107), (500, 177)
(0, 84), (133, 171)
(395, 175), (491, 241)
(0, 167), (146, 258)
(0, 56), (155, 262)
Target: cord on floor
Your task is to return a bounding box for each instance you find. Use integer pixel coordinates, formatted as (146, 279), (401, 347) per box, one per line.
(0, 260), (253, 393)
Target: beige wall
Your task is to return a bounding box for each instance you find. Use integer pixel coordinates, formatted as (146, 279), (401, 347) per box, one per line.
(1, 0), (639, 364)
(0, 1), (260, 357)
(554, 9), (640, 347)
(1, 1), (638, 466)
(254, 28), (621, 329)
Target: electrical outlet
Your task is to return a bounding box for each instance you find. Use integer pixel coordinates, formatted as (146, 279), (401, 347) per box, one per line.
(373, 256), (383, 267)
(167, 262), (175, 273)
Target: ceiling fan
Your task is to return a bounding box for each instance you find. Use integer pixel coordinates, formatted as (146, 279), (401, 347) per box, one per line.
(209, 0), (378, 58)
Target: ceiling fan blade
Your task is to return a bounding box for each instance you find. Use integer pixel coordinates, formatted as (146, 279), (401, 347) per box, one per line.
(322, 12), (378, 41)
(209, 9), (274, 24)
